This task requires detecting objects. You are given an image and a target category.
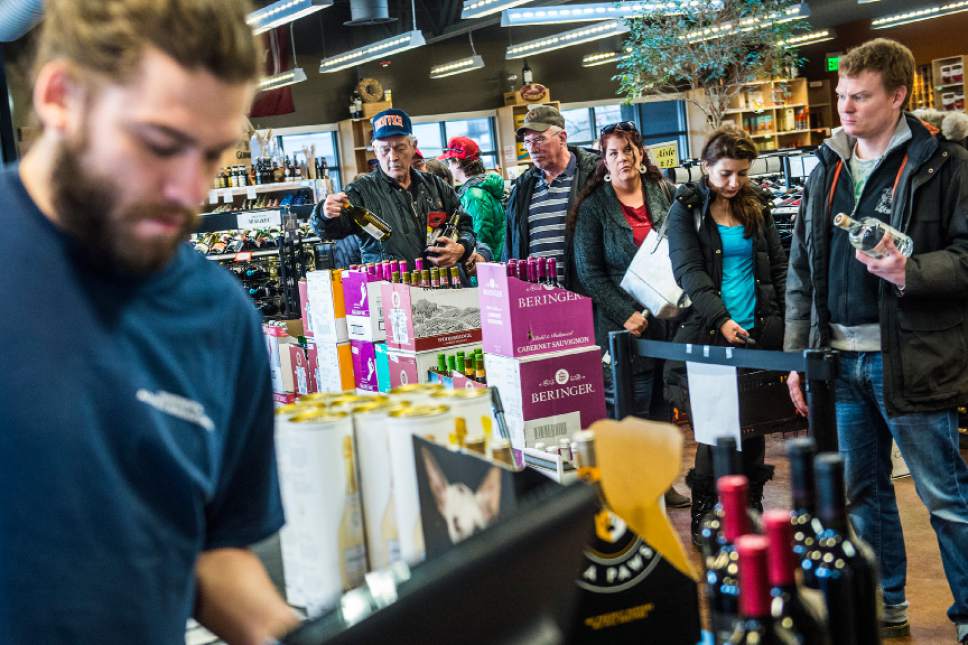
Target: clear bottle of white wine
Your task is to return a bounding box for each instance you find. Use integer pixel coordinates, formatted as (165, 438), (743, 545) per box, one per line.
(833, 213), (913, 258)
(342, 199), (392, 242)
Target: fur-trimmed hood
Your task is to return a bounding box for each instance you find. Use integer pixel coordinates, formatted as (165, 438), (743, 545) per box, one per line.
(912, 108), (968, 143)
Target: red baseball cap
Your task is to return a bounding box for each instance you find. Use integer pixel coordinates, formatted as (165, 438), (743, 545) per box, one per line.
(439, 136), (480, 161)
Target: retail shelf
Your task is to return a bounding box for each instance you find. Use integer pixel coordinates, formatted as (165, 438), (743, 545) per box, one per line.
(935, 82), (965, 90)
(776, 129), (813, 136)
(751, 131), (777, 138)
(207, 180), (315, 204)
(205, 249), (279, 262)
(725, 102), (806, 115)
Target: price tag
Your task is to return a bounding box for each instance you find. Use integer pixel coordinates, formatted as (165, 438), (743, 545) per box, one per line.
(236, 209), (282, 229)
(208, 190), (219, 204)
(646, 141), (680, 169)
(222, 190), (234, 204)
(234, 252), (254, 262)
(246, 186), (257, 200)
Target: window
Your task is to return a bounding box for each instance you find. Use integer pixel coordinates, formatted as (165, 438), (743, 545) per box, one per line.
(560, 101), (689, 160)
(411, 116), (499, 170)
(276, 130), (342, 191)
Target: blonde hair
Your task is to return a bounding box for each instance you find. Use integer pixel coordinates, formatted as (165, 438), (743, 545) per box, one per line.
(839, 38), (915, 109)
(34, 0), (261, 86)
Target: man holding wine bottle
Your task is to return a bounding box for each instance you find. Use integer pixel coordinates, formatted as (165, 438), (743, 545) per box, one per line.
(785, 38), (968, 642)
(317, 108), (476, 270)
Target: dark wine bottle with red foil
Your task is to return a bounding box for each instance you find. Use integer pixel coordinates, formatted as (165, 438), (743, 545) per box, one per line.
(706, 475), (750, 644)
(516, 259), (528, 282)
(726, 535), (799, 644)
(787, 438), (823, 587)
(698, 436), (743, 559)
(506, 259), (517, 277)
(810, 454), (881, 645)
(764, 510), (830, 645)
(545, 257), (559, 286)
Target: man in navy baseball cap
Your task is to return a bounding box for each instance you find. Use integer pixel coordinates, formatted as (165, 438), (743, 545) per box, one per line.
(370, 107), (412, 140)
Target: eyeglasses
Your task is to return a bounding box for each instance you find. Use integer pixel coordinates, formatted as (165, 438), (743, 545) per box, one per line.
(522, 133), (552, 149)
(600, 121), (638, 136)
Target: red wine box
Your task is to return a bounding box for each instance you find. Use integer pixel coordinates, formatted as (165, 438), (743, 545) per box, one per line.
(477, 263), (595, 359)
(342, 269), (386, 342)
(483, 345), (606, 449)
(381, 282), (481, 352)
(386, 343), (482, 389)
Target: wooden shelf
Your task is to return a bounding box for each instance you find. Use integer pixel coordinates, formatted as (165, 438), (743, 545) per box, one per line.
(726, 102), (807, 115)
(776, 129), (814, 136)
(751, 131), (777, 138)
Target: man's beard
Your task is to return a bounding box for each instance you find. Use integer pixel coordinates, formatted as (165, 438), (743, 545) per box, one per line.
(50, 137), (198, 275)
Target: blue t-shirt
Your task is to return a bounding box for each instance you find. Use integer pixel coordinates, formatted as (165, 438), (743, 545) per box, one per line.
(0, 167), (285, 644)
(717, 224), (756, 330)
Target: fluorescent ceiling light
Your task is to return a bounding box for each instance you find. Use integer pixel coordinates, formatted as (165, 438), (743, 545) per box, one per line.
(872, 1), (968, 28)
(781, 29), (834, 48)
(247, 0), (332, 36)
(259, 67), (308, 92)
(462, 0), (533, 20)
(430, 55), (486, 79)
(501, 1), (720, 26)
(319, 30), (426, 74)
(686, 2), (809, 43)
(506, 19), (629, 59)
(581, 50), (629, 67)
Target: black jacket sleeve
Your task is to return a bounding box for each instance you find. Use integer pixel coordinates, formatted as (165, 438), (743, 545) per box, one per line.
(314, 184), (365, 241)
(437, 176), (476, 262)
(667, 200), (731, 331)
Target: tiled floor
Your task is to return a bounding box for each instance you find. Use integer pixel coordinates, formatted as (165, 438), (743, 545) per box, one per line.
(668, 428), (964, 644)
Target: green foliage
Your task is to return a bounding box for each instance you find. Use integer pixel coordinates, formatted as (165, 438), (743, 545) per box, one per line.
(616, 0), (807, 129)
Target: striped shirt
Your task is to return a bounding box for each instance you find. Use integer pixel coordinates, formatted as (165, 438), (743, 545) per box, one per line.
(527, 152), (576, 283)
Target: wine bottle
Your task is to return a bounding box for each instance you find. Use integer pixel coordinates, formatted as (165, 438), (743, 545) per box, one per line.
(698, 436), (743, 558)
(507, 259), (517, 277)
(491, 438), (515, 467)
(450, 266), (461, 289)
(475, 354), (486, 384)
(338, 435), (367, 590)
(545, 257), (559, 286)
(707, 475), (751, 644)
(420, 269), (430, 288)
(537, 256), (547, 283)
(786, 438), (822, 585)
(522, 59), (534, 85)
(436, 353), (448, 375)
(763, 510), (830, 645)
(430, 267), (441, 289)
(726, 535), (799, 644)
(832, 213), (913, 258)
(341, 199), (392, 242)
(810, 454), (881, 645)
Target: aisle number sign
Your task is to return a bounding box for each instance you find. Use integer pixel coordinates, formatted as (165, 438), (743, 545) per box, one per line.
(647, 141), (679, 169)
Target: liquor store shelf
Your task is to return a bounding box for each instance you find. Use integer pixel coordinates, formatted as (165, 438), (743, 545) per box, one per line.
(208, 180), (315, 203)
(203, 236), (321, 262)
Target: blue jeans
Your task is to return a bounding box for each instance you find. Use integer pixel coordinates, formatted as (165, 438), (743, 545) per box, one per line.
(835, 351), (968, 633)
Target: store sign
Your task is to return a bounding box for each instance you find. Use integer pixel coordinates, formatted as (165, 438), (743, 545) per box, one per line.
(237, 209), (282, 229)
(647, 141), (679, 169)
(826, 53), (842, 72)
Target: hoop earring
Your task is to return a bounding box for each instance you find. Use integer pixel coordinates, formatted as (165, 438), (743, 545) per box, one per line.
(603, 173), (611, 182)
(639, 163), (647, 173)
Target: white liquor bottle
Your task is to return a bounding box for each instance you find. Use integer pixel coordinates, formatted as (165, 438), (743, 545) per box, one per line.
(833, 213), (913, 258)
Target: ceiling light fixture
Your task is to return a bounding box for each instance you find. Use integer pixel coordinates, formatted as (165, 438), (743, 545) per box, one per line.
(581, 50), (629, 67)
(505, 19), (629, 59)
(872, 1), (968, 28)
(319, 29), (426, 73)
(686, 2), (810, 43)
(781, 28), (834, 47)
(430, 32), (485, 79)
(247, 0), (332, 36)
(501, 1), (720, 26)
(462, 0), (534, 20)
(259, 67), (308, 91)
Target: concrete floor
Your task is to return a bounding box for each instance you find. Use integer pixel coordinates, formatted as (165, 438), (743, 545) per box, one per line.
(668, 428), (964, 644)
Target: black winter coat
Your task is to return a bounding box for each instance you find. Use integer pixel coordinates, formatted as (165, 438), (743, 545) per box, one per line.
(667, 180), (788, 349)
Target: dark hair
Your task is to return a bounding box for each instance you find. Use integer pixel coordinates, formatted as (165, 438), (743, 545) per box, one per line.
(567, 126), (665, 234)
(457, 157), (486, 177)
(422, 158), (454, 185)
(701, 124), (763, 236)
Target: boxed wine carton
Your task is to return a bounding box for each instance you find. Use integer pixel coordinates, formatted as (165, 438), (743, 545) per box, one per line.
(484, 345), (606, 449)
(290, 344), (317, 395)
(381, 282), (481, 352)
(311, 341), (354, 393)
(374, 342), (392, 393)
(477, 263), (595, 359)
(342, 269), (386, 342)
(298, 279), (313, 339)
(306, 269), (348, 344)
(350, 340), (380, 393)
(386, 343), (482, 389)
(264, 322), (296, 394)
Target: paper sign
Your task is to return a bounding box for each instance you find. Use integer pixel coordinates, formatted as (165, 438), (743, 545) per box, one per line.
(237, 209), (282, 229)
(647, 141), (680, 169)
(208, 189), (219, 204)
(246, 185), (257, 200)
(685, 362), (741, 449)
(234, 251), (253, 262)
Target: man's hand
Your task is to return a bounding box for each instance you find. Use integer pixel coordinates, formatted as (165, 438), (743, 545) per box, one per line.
(426, 238), (465, 268)
(856, 235), (907, 288)
(465, 252), (486, 275)
(787, 370), (808, 417)
(623, 311), (649, 337)
(322, 192), (349, 219)
(719, 319), (751, 345)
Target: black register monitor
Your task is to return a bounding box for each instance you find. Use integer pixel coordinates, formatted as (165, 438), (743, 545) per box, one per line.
(282, 481), (597, 645)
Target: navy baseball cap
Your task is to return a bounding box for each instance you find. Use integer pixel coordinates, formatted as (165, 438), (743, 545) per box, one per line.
(371, 108), (413, 140)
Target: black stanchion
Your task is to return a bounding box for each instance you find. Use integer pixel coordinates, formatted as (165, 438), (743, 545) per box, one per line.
(804, 349), (839, 453)
(608, 330), (634, 421)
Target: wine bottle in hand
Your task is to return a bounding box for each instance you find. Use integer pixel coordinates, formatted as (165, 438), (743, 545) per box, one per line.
(342, 199), (392, 242)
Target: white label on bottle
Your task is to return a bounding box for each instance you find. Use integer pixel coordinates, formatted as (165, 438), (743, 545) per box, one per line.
(246, 185), (257, 200)
(208, 190), (219, 204)
(237, 210), (281, 229)
(362, 222), (385, 240)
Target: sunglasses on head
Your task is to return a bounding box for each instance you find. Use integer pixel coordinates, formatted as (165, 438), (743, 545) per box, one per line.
(600, 121), (638, 136)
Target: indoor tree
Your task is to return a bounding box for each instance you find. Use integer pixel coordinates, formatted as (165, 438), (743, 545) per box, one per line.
(616, 0), (808, 130)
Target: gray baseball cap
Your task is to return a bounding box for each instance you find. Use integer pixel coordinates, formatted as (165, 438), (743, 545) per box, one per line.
(516, 105), (566, 140)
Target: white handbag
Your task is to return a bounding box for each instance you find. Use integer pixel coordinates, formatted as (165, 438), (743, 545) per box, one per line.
(620, 216), (694, 319)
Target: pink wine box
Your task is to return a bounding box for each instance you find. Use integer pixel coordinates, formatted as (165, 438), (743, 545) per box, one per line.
(484, 345), (606, 449)
(342, 269), (386, 342)
(381, 282), (482, 352)
(386, 343), (482, 389)
(477, 263), (595, 358)
(350, 340), (380, 393)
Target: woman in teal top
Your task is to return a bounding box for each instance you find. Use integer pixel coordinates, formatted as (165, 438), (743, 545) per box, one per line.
(663, 125), (788, 545)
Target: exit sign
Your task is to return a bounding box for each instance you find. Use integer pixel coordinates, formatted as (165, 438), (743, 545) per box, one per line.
(826, 53), (842, 72)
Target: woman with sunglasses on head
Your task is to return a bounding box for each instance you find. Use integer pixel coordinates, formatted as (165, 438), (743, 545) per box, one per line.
(571, 121), (690, 509)
(663, 124), (788, 545)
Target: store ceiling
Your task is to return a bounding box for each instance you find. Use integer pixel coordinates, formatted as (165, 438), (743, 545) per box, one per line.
(277, 0), (951, 57)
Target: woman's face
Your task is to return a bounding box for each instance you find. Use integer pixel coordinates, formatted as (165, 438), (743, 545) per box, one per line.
(704, 157), (751, 199)
(603, 134), (644, 184)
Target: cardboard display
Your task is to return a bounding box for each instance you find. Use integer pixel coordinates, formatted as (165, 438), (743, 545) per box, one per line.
(313, 341), (355, 393)
(374, 342), (392, 393)
(306, 270), (348, 344)
(386, 343), (482, 389)
(350, 340), (380, 393)
(382, 282), (481, 352)
(342, 270), (386, 342)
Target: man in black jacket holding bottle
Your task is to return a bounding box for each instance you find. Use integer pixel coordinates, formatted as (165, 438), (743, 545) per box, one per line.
(785, 38), (968, 642)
